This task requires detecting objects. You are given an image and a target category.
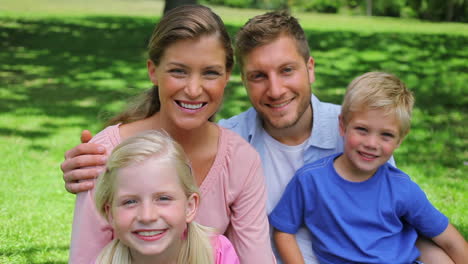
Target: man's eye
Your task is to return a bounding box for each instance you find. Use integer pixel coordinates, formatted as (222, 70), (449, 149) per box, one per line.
(248, 72), (265, 81)
(282, 67), (293, 74)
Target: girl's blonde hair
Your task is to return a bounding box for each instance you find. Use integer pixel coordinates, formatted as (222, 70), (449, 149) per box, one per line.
(94, 130), (214, 264)
(105, 4), (233, 126)
(341, 71), (414, 138)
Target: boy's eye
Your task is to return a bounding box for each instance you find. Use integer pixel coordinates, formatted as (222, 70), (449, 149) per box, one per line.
(355, 127), (367, 133)
(381, 132), (395, 140)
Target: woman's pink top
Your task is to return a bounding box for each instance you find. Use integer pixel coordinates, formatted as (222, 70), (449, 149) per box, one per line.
(69, 124), (274, 263)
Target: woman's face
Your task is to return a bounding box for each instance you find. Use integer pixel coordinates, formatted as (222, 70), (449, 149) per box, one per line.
(148, 35), (231, 131)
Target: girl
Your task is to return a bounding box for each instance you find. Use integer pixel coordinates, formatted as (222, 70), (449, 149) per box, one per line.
(69, 4), (274, 263)
(93, 131), (239, 263)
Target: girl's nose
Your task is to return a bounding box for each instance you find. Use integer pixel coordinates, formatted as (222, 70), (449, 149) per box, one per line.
(138, 203), (158, 223)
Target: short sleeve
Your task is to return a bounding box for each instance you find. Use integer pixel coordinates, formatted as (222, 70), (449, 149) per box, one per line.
(400, 180), (448, 238)
(269, 175), (305, 234)
(214, 235), (240, 264)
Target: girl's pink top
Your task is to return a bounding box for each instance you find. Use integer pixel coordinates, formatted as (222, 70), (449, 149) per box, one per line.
(69, 124), (274, 263)
(213, 234), (240, 264)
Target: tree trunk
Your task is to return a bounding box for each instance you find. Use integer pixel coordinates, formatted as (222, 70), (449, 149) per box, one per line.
(164, 0), (197, 15)
(367, 0), (372, 16)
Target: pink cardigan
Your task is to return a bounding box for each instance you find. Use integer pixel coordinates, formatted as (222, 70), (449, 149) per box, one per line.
(69, 124), (275, 263)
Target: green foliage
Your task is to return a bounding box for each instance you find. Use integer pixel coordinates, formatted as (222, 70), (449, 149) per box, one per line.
(0, 1), (467, 262)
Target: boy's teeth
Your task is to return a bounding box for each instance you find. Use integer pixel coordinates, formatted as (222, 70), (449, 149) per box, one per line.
(138, 230), (164, 236)
(180, 102), (203, 109)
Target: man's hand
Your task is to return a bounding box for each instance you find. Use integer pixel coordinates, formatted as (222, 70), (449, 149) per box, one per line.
(61, 130), (107, 194)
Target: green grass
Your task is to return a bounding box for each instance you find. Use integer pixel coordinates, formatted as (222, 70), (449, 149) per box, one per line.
(1, 0), (467, 262)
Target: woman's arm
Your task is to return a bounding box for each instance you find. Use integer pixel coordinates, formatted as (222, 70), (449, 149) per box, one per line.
(225, 150), (276, 263)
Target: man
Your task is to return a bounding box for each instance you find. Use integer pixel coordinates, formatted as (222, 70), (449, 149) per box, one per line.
(61, 11), (452, 264)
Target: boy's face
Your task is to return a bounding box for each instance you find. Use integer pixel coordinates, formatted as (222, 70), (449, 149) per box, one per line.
(240, 35), (315, 133)
(338, 108), (402, 181)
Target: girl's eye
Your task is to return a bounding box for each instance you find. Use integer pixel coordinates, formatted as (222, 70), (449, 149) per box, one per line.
(204, 70), (222, 79)
(122, 199), (137, 206)
(158, 196), (172, 202)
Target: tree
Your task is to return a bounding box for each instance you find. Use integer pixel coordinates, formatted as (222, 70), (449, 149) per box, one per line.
(164, 0), (198, 15)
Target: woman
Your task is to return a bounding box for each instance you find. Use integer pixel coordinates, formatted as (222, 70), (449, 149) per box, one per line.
(68, 5), (274, 263)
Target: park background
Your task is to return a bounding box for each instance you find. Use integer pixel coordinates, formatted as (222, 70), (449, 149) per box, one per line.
(0, 0), (466, 262)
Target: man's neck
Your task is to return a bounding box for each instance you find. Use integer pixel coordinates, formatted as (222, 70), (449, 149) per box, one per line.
(265, 104), (313, 146)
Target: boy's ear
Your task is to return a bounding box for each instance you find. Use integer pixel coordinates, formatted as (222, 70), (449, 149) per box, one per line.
(185, 193), (199, 223)
(147, 59), (158, 86)
(338, 114), (346, 136)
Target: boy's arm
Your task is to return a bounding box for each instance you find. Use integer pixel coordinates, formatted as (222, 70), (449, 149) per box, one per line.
(273, 229), (305, 264)
(431, 223), (468, 263)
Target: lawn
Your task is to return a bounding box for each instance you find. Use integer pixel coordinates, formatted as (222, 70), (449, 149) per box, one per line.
(0, 0), (467, 262)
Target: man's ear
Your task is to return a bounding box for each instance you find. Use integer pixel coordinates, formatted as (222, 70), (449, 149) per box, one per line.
(339, 114), (346, 137)
(307, 56), (315, 84)
(185, 193), (200, 223)
(147, 59), (158, 86)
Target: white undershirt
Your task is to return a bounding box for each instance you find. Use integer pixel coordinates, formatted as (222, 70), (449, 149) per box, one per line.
(261, 129), (318, 264)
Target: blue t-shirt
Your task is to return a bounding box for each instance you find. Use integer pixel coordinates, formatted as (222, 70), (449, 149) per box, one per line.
(269, 153), (448, 264)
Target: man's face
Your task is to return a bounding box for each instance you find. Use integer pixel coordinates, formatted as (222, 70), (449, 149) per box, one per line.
(241, 35), (315, 133)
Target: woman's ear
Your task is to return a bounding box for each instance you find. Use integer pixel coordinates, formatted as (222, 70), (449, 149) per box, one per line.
(147, 59), (158, 86)
(185, 193), (200, 223)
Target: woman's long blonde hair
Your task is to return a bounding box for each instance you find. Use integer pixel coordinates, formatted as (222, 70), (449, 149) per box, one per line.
(94, 130), (214, 263)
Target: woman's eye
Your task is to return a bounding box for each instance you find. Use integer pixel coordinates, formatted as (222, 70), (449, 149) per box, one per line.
(204, 70), (222, 79)
(169, 69), (186, 76)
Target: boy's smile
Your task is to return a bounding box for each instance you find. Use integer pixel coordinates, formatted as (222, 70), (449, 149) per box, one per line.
(335, 108), (402, 182)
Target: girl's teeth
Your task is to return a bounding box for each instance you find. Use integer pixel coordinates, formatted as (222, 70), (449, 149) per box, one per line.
(180, 102), (203, 109)
(138, 230), (164, 236)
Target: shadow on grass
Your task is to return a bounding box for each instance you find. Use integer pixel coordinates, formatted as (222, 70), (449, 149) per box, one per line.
(1, 15), (466, 169)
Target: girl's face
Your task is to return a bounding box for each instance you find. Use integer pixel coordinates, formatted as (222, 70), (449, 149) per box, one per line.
(107, 157), (198, 262)
(148, 35), (231, 131)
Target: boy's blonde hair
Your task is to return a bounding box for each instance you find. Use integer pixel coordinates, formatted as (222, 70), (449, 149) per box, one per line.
(94, 130), (214, 264)
(341, 72), (414, 138)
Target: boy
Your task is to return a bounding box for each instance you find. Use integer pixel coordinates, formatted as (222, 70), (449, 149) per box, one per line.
(269, 72), (468, 263)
